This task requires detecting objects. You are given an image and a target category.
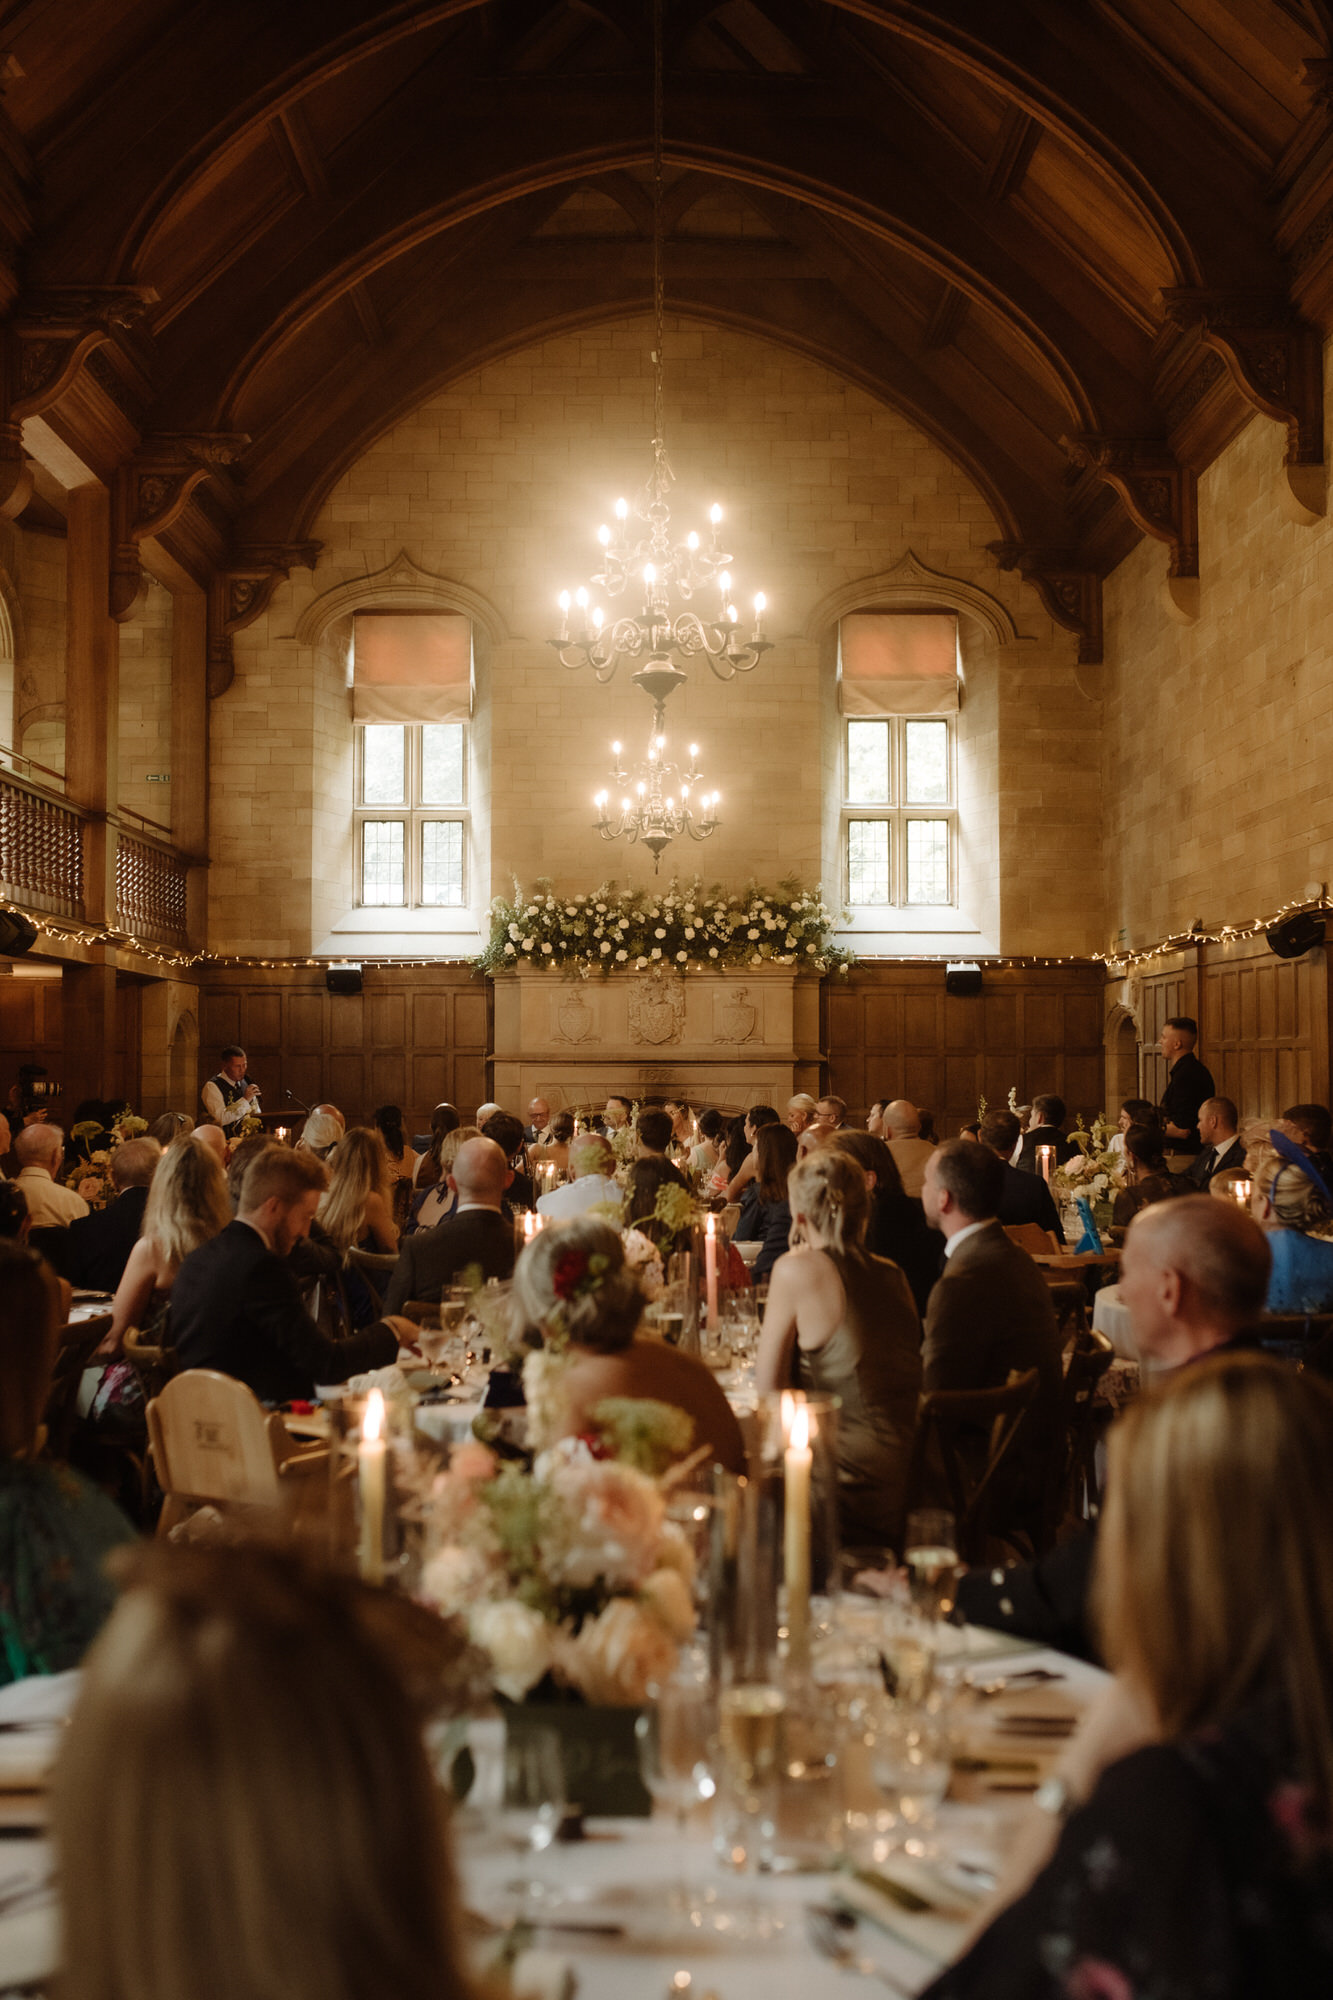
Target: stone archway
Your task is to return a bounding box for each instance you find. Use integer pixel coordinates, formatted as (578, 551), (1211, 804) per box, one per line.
(169, 1009), (198, 1113)
(1105, 1003), (1140, 1111)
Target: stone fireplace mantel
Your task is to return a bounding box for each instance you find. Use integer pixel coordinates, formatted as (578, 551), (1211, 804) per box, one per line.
(490, 963), (822, 1112)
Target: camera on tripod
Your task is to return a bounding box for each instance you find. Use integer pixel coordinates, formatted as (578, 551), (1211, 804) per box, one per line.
(17, 1063), (62, 1112)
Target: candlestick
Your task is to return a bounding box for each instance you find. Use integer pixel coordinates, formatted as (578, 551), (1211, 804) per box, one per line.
(275, 1125), (289, 1144)
(705, 1212), (719, 1330)
(782, 1393), (812, 1674)
(1037, 1144), (1054, 1183)
(357, 1388), (387, 1586)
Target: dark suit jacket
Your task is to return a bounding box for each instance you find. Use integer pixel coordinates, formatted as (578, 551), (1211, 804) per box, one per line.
(923, 1220), (1064, 1529)
(382, 1205), (516, 1313)
(1159, 1049), (1215, 1149)
(996, 1160), (1064, 1244)
(169, 1221), (397, 1404)
(1184, 1135), (1247, 1188)
(1015, 1125), (1074, 1173)
(35, 1184), (148, 1291)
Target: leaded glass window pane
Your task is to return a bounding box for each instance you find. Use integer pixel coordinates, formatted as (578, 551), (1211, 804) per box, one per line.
(904, 719), (949, 803)
(421, 821), (464, 906)
(846, 720), (890, 803)
(848, 819), (891, 905)
(906, 819), (950, 905)
(361, 726), (405, 805)
(361, 821), (404, 904)
(421, 724), (464, 804)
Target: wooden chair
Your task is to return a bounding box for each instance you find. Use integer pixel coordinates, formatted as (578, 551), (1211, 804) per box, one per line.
(1004, 1222), (1060, 1255)
(1035, 1328), (1116, 1549)
(42, 1313), (114, 1458)
(146, 1369), (330, 1538)
(899, 1368), (1040, 1565)
(122, 1324), (179, 1403)
(345, 1246), (399, 1311)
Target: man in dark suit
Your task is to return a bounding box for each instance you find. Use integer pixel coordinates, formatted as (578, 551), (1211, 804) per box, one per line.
(36, 1136), (160, 1291)
(979, 1109), (1064, 1244)
(170, 1146), (411, 1404)
(480, 1110), (535, 1213)
(955, 1195), (1270, 1659)
(1185, 1096), (1246, 1188)
(383, 1135), (516, 1313)
(1158, 1016), (1215, 1152)
(921, 1138), (1064, 1534)
(1015, 1094), (1075, 1175)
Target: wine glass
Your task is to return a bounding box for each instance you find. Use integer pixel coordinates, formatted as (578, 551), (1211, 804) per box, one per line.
(636, 1678), (717, 1909)
(501, 1727), (566, 1907)
(866, 1701), (950, 1858)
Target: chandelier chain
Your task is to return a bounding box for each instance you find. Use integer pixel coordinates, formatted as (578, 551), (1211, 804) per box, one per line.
(652, 0), (665, 480)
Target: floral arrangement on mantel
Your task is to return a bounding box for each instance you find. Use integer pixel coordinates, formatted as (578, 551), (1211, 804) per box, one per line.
(473, 875), (852, 977)
(64, 1107), (149, 1209)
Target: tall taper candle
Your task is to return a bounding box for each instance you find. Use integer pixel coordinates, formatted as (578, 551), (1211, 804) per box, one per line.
(705, 1211), (719, 1330)
(358, 1388), (387, 1586)
(783, 1393), (812, 1672)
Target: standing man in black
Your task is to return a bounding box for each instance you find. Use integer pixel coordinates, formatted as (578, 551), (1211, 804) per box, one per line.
(1158, 1016), (1215, 1154)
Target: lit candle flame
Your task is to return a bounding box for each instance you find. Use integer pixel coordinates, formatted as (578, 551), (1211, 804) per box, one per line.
(789, 1400), (810, 1451)
(363, 1387), (385, 1444)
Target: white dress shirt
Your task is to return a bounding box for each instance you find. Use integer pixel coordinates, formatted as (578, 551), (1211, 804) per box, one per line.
(17, 1163), (89, 1226)
(536, 1174), (623, 1220)
(200, 1077), (258, 1130)
(942, 1217), (992, 1261)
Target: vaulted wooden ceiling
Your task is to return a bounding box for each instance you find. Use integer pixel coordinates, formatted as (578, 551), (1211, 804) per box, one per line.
(3, 0), (1333, 667)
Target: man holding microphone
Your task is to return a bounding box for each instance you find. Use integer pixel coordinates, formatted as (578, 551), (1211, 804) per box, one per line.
(201, 1046), (261, 1133)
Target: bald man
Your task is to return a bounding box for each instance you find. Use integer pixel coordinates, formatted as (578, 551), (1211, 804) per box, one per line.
(192, 1123), (228, 1164)
(883, 1099), (936, 1198)
(382, 1135), (516, 1310)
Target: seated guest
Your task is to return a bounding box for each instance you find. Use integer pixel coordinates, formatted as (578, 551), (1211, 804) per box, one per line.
(663, 1100), (695, 1158)
(170, 1148), (409, 1402)
(317, 1127), (399, 1255)
(147, 1110), (193, 1146)
(689, 1106), (724, 1176)
(1250, 1132), (1333, 1313)
(54, 1542), (476, 2000)
(1185, 1095), (1246, 1187)
(517, 1218), (744, 1473)
(536, 1132), (621, 1220)
(722, 1103), (779, 1201)
(0, 1240), (135, 1684)
(415, 1102), (462, 1189)
(926, 1354), (1333, 1999)
(1016, 1093), (1074, 1173)
(1279, 1100), (1333, 1188)
(40, 1136), (161, 1292)
(865, 1099), (886, 1136)
(635, 1107), (690, 1190)
(979, 1109), (1064, 1244)
(530, 1109), (575, 1176)
(824, 1128), (940, 1316)
(811, 1093), (847, 1134)
(1105, 1094), (1158, 1160)
(371, 1103), (422, 1191)
(707, 1112), (751, 1195)
(1112, 1122), (1187, 1229)
(295, 1107), (343, 1162)
(757, 1148), (921, 1544)
(524, 1095), (552, 1145)
(15, 1122), (88, 1225)
(382, 1136), (517, 1313)
(916, 1109), (938, 1144)
(956, 1195), (1270, 1658)
(0, 1180), (28, 1237)
(784, 1092), (817, 1135)
(746, 1122), (799, 1284)
(480, 1110), (534, 1213)
(407, 1125), (480, 1233)
(192, 1122), (228, 1168)
(602, 1094), (633, 1132)
(921, 1140), (1062, 1533)
(882, 1099), (937, 1197)
(623, 1155), (697, 1257)
(225, 1133), (272, 1211)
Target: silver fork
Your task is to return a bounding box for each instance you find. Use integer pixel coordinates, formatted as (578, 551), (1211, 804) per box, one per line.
(805, 1906), (915, 1995)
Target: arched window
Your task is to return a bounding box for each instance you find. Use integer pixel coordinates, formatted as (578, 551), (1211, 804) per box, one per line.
(839, 612), (959, 909)
(350, 612), (473, 909)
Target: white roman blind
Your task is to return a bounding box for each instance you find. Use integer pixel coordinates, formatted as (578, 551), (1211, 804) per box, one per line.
(351, 613), (473, 724)
(838, 612), (959, 716)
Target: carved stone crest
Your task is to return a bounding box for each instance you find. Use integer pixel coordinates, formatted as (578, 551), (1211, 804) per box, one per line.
(714, 985), (757, 1044)
(552, 988), (595, 1045)
(628, 966), (685, 1046)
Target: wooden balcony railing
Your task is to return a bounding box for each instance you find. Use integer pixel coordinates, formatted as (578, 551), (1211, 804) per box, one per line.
(0, 768), (84, 918)
(115, 832), (189, 945)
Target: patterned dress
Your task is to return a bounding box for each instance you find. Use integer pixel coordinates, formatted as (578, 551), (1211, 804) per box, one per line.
(0, 1458), (135, 1684)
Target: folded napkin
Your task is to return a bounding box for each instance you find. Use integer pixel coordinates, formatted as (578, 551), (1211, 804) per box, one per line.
(0, 1672), (80, 1727)
(0, 1729), (61, 1793)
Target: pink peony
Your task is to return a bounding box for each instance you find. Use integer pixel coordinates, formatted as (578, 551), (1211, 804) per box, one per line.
(1064, 1961), (1134, 2000)
(639, 1567), (696, 1642)
(76, 1177), (101, 1200)
(559, 1596), (678, 1706)
(544, 1458), (665, 1591)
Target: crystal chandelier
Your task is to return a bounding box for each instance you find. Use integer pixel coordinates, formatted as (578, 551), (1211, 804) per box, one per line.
(593, 726), (720, 871)
(548, 0), (770, 728)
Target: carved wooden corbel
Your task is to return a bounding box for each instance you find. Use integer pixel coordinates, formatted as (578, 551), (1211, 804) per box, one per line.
(111, 433), (250, 621)
(988, 544), (1103, 665)
(205, 541), (322, 697)
(1159, 288), (1325, 522)
(1061, 434), (1198, 621)
(9, 285), (156, 419)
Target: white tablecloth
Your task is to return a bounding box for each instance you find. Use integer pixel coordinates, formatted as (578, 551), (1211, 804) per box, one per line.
(1091, 1282), (1137, 1358)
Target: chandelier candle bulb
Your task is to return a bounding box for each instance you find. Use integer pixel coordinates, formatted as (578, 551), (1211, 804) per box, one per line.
(357, 1389), (387, 1587)
(782, 1394), (813, 1674)
(705, 1212), (719, 1330)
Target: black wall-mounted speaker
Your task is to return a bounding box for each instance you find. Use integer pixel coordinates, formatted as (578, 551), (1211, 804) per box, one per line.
(1266, 913), (1325, 960)
(0, 911), (38, 957)
(945, 960), (983, 997)
(325, 961), (364, 996)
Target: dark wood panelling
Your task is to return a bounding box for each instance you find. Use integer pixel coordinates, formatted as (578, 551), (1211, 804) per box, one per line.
(1136, 941), (1329, 1121)
(195, 966), (491, 1132)
(826, 963), (1108, 1134)
(0, 973), (63, 1104)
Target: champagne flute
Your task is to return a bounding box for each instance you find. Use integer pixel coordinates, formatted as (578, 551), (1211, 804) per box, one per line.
(501, 1728), (566, 1908)
(715, 1682), (785, 1871)
(636, 1679), (716, 1910)
(903, 1509), (959, 1624)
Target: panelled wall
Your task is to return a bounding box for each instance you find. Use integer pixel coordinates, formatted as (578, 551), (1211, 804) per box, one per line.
(196, 966), (491, 1135)
(825, 963), (1106, 1134)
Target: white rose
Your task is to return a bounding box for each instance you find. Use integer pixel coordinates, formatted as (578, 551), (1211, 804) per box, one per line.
(504, 942), (516, 955)
(600, 941), (611, 954)
(616, 948), (628, 961)
(654, 1521), (696, 1587)
(559, 1597), (677, 1706)
(640, 1567), (696, 1642)
(709, 947), (719, 958)
(470, 1600), (553, 1702)
(541, 942), (554, 954)
(748, 927), (759, 939)
(420, 1543), (492, 1618)
(654, 927), (666, 939)
(684, 926), (695, 939)
(676, 950), (687, 962)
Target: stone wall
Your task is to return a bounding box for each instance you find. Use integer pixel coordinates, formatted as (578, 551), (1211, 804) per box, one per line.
(116, 574), (173, 825)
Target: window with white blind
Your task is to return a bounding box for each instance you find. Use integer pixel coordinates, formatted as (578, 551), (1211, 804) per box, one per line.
(839, 614), (958, 909)
(351, 613), (472, 910)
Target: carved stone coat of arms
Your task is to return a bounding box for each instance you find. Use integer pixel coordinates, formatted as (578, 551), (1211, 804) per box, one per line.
(628, 967), (686, 1046)
(714, 985), (757, 1044)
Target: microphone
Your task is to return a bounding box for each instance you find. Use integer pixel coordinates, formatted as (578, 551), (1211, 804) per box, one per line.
(284, 1087), (312, 1116)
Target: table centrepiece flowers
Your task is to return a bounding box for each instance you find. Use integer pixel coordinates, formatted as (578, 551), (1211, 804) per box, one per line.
(63, 1106), (150, 1208)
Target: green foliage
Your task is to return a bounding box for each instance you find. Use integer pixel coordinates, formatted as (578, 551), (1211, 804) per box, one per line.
(590, 1398), (696, 1476)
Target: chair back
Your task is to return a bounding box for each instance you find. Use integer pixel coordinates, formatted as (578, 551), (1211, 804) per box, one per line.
(345, 1245), (399, 1310)
(901, 1368), (1040, 1564)
(123, 1323), (179, 1403)
(42, 1314), (114, 1457)
(1037, 1328), (1116, 1546)
(146, 1368), (289, 1514)
(1004, 1222), (1059, 1255)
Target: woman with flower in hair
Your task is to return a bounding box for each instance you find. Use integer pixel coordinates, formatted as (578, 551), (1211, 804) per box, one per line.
(514, 1217), (744, 1474)
(1249, 1131), (1333, 1313)
(756, 1147), (922, 1546)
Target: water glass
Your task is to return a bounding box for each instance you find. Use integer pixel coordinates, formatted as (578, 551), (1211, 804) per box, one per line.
(864, 1701), (950, 1860)
(501, 1727), (566, 1904)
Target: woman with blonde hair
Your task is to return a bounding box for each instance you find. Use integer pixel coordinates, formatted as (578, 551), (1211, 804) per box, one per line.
(1249, 1130), (1333, 1312)
(317, 1126), (398, 1255)
(756, 1146), (921, 1546)
(406, 1123), (482, 1235)
(925, 1352), (1333, 1996)
(53, 1542), (476, 2000)
(105, 1135), (232, 1349)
